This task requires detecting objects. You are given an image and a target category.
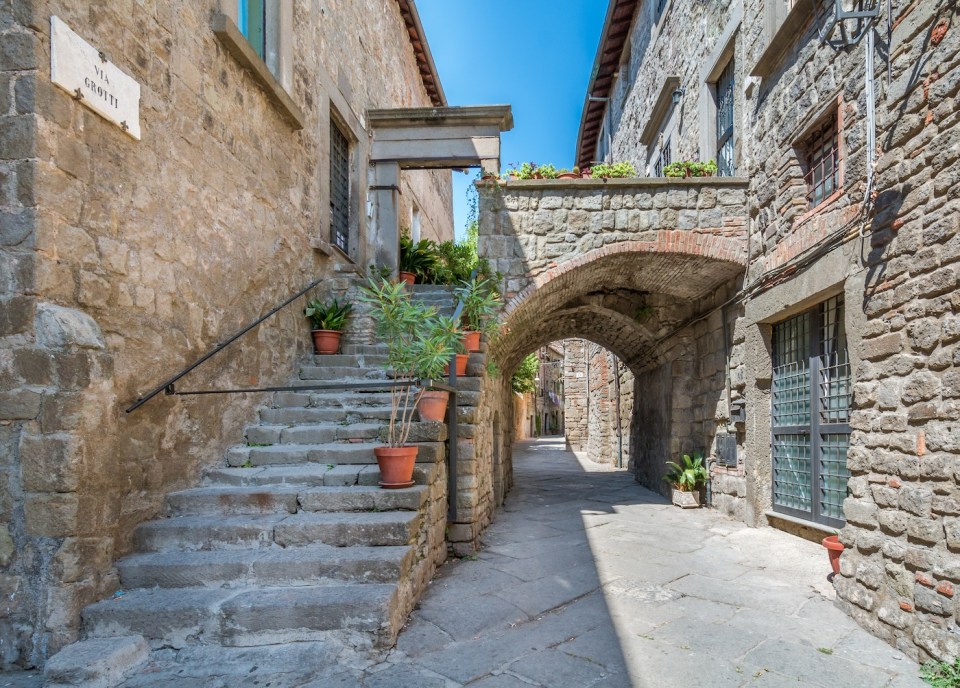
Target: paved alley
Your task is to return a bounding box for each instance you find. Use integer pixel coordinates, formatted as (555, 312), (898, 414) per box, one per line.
(15, 438), (928, 687)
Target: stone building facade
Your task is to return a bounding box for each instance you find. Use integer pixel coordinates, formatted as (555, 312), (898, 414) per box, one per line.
(0, 0), (452, 667)
(478, 0), (959, 665)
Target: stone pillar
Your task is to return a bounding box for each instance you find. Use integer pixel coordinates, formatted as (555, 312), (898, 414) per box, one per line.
(372, 161), (401, 273)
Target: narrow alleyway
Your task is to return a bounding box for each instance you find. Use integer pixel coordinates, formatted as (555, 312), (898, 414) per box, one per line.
(12, 439), (928, 687)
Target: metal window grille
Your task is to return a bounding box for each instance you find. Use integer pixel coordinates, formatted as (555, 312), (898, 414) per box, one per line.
(804, 115), (839, 209)
(654, 136), (671, 177)
(330, 120), (350, 254)
(716, 59), (735, 176)
(771, 296), (850, 528)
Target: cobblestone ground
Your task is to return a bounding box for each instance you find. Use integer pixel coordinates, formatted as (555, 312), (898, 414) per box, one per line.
(5, 438), (928, 686)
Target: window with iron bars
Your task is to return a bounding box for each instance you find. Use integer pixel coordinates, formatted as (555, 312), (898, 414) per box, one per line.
(330, 119), (350, 254)
(771, 295), (851, 528)
(653, 136), (671, 177)
(716, 58), (735, 176)
(803, 113), (840, 209)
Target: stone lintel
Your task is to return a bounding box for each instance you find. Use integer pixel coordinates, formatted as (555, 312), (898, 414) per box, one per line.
(367, 105), (514, 132)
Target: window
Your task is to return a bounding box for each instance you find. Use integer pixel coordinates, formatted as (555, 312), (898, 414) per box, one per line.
(771, 296), (851, 528)
(716, 59), (735, 176)
(803, 113), (840, 209)
(238, 1), (280, 77)
(653, 136), (671, 177)
(655, 0), (669, 20)
(330, 119), (350, 254)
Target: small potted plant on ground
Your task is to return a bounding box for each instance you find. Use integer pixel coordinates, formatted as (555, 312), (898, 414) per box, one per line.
(454, 275), (502, 354)
(822, 533), (844, 575)
(304, 297), (352, 355)
(663, 452), (708, 508)
(359, 276), (459, 486)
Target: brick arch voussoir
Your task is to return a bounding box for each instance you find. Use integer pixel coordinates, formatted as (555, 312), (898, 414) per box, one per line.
(503, 232), (746, 318)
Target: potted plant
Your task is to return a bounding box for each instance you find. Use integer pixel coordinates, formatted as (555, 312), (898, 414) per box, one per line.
(303, 297), (352, 355)
(359, 276), (458, 486)
(557, 167), (579, 180)
(415, 313), (462, 422)
(453, 275), (502, 354)
(663, 452), (708, 508)
(398, 235), (441, 285)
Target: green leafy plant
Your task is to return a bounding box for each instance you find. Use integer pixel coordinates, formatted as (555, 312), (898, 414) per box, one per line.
(536, 163), (560, 179)
(511, 353), (539, 394)
(588, 161), (636, 178)
(663, 451), (708, 491)
(359, 275), (460, 447)
(399, 235), (442, 280)
(921, 657), (960, 688)
(454, 275), (503, 335)
(663, 160), (718, 178)
(304, 298), (353, 331)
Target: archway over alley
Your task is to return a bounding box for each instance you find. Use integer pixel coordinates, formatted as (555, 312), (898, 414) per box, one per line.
(476, 177), (750, 501)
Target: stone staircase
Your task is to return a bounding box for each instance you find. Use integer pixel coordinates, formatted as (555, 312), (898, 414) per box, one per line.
(63, 286), (463, 674)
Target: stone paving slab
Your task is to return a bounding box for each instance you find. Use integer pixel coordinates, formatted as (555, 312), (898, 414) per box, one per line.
(0, 437), (929, 687)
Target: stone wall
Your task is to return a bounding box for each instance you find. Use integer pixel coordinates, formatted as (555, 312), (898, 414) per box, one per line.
(585, 0), (960, 663)
(563, 339), (587, 451)
(0, 0), (452, 667)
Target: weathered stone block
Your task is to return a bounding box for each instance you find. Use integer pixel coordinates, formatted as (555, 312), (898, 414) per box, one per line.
(24, 493), (79, 537)
(20, 433), (80, 492)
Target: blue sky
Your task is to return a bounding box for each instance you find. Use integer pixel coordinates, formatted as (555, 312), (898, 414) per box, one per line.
(417, 0), (608, 240)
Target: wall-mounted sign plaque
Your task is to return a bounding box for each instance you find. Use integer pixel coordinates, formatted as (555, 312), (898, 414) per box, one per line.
(50, 15), (141, 140)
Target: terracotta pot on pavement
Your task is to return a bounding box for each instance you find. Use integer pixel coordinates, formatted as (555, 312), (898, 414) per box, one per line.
(822, 535), (844, 575)
(311, 330), (342, 355)
(398, 271), (416, 285)
(417, 390), (449, 423)
(374, 446), (418, 489)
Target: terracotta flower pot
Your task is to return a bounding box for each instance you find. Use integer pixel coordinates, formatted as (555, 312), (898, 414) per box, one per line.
(443, 354), (469, 377)
(558, 173), (579, 179)
(822, 535), (844, 575)
(581, 169), (592, 178)
(461, 331), (481, 353)
(398, 271), (416, 285)
(311, 329), (342, 355)
(417, 390), (449, 423)
(374, 445), (419, 488)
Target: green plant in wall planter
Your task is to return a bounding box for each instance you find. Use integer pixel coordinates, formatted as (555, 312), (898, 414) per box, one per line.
(303, 297), (352, 355)
(588, 161), (637, 178)
(663, 451), (708, 508)
(664, 160), (718, 178)
(359, 275), (459, 486)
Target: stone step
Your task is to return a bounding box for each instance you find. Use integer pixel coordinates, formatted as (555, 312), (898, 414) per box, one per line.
(135, 514), (287, 552)
(243, 423), (384, 446)
(260, 406), (395, 424)
(287, 377), (398, 389)
(117, 543), (413, 588)
(207, 461), (438, 489)
(166, 486), (301, 517)
(298, 366), (389, 380)
(299, 485), (430, 512)
(273, 511), (420, 548)
(340, 343), (389, 356)
(82, 583), (398, 648)
(225, 441), (445, 467)
(270, 391), (397, 409)
(307, 354), (389, 367)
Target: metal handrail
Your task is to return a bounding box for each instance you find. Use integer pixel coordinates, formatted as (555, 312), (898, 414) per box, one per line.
(126, 275), (327, 413)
